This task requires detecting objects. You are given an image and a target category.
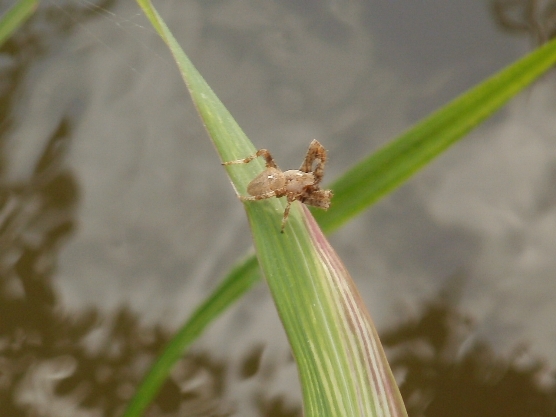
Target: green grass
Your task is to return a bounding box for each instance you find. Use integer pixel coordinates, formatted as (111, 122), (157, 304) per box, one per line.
(117, 1), (556, 415)
(0, 0), (37, 47)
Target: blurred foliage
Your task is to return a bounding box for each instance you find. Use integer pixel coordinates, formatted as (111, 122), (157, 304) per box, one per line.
(492, 0), (556, 44)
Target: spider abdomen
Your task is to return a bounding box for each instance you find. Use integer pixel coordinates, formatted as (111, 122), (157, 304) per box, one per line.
(246, 167), (286, 195)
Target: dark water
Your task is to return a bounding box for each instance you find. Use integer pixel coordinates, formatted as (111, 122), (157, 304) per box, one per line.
(1, 1), (556, 416)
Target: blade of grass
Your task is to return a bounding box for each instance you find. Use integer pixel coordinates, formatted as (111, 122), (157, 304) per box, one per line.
(314, 37), (556, 233)
(127, 1), (556, 415)
(246, 202), (407, 416)
(181, 37), (556, 378)
(131, 1), (408, 416)
(134, 0), (259, 174)
(199, 37), (556, 359)
(0, 0), (38, 47)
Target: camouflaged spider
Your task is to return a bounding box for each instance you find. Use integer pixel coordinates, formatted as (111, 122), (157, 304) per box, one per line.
(223, 139), (333, 232)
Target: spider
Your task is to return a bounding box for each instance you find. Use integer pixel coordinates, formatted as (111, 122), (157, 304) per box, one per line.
(223, 139), (333, 232)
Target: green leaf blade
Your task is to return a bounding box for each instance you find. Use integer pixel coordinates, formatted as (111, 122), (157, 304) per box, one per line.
(129, 2), (556, 416)
(315, 37), (556, 233)
(244, 201), (407, 416)
(302, 206), (407, 416)
(135, 0), (259, 179)
(134, 2), (407, 415)
(0, 0), (38, 47)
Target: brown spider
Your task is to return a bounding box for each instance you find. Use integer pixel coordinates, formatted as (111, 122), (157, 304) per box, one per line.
(223, 139), (333, 232)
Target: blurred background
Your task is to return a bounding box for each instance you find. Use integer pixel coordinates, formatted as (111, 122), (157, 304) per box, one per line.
(1, 0), (555, 416)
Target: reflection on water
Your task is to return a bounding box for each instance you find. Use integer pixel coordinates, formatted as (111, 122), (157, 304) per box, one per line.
(2, 217), (556, 417)
(0, 120), (227, 415)
(492, 0), (556, 44)
(2, 1), (556, 416)
(383, 300), (556, 417)
(0, 122), (554, 414)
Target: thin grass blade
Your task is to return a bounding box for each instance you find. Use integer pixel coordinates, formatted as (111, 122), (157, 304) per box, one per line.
(247, 203), (407, 416)
(314, 37), (556, 232)
(121, 253), (259, 417)
(131, 1), (407, 416)
(0, 0), (38, 47)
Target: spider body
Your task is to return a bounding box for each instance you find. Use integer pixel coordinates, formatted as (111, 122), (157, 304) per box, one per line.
(223, 139), (333, 232)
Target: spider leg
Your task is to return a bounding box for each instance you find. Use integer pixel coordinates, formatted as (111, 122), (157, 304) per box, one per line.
(299, 139), (327, 184)
(222, 149), (278, 169)
(239, 190), (278, 201)
(281, 199), (294, 233)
